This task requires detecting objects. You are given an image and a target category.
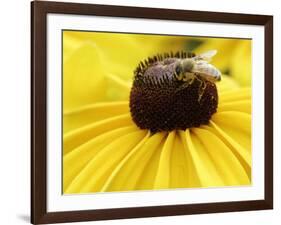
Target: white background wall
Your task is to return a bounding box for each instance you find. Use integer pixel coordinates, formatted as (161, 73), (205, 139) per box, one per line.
(0, 0), (279, 224)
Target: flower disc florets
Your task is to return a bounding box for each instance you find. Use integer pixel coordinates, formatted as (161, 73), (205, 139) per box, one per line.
(129, 51), (218, 133)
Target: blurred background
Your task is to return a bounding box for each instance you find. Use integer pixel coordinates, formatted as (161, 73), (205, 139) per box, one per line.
(63, 31), (252, 111)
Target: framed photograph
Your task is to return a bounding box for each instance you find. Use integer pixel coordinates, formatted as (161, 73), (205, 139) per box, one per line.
(31, 1), (273, 224)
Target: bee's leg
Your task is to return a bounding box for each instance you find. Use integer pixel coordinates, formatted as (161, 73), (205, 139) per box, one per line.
(199, 81), (207, 102)
(195, 75), (207, 102)
(175, 73), (194, 92)
(176, 82), (189, 92)
(185, 72), (196, 85)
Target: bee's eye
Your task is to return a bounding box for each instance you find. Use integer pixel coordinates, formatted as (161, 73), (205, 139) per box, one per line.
(175, 65), (181, 75)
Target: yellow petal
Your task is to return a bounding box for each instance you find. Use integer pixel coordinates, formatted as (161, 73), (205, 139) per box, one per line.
(63, 126), (138, 191)
(63, 114), (134, 155)
(63, 32), (134, 109)
(65, 130), (148, 193)
(218, 100), (251, 114)
(219, 87), (251, 103)
(217, 75), (240, 93)
(179, 130), (224, 187)
(231, 41), (252, 86)
(170, 132), (190, 188)
(104, 73), (131, 101)
(206, 122), (251, 179)
(63, 31), (85, 64)
(154, 131), (176, 189)
(100, 132), (167, 192)
(63, 42), (107, 111)
(136, 136), (166, 190)
(64, 101), (129, 133)
(192, 128), (250, 185)
(211, 111), (251, 151)
(178, 131), (201, 187)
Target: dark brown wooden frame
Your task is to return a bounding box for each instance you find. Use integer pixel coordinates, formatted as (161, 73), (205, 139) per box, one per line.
(31, 1), (273, 224)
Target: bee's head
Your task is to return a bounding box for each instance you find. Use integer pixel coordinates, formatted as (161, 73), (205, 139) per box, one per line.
(174, 59), (194, 80)
(181, 58), (195, 72)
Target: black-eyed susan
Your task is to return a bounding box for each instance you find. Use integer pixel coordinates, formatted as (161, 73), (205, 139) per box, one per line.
(63, 31), (251, 194)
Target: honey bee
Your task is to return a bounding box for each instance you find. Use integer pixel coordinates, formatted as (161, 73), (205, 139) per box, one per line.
(174, 50), (221, 83)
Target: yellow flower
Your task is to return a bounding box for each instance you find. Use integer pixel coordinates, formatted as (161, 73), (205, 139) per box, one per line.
(63, 31), (251, 194)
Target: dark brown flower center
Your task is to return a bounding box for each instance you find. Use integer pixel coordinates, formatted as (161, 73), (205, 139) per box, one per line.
(129, 52), (218, 133)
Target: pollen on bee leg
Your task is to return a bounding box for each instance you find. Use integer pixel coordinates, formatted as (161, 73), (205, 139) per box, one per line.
(177, 73), (183, 81)
(197, 79), (208, 102)
(187, 74), (196, 85)
(182, 74), (188, 82)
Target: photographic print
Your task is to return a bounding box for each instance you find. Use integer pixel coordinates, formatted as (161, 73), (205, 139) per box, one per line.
(31, 1), (273, 223)
(63, 31), (252, 194)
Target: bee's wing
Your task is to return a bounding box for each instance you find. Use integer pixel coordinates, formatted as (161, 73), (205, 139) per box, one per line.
(194, 50), (217, 62)
(194, 60), (208, 65)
